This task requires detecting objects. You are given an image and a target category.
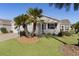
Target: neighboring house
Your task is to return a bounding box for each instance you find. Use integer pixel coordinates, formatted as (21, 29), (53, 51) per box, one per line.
(0, 19), (12, 33)
(12, 16), (71, 35)
(60, 19), (71, 32)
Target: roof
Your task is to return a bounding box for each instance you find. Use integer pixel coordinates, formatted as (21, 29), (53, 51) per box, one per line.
(0, 19), (12, 25)
(42, 15), (59, 21)
(40, 15), (59, 23)
(60, 19), (70, 25)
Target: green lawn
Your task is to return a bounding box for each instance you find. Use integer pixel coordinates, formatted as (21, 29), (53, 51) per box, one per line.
(0, 34), (78, 56)
(57, 34), (79, 44)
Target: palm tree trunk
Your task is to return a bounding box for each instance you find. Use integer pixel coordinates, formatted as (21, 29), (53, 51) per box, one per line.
(31, 22), (37, 36)
(23, 24), (29, 37)
(18, 26), (21, 37)
(24, 24), (29, 37)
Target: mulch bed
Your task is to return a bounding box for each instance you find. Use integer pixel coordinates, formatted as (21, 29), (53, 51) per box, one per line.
(17, 36), (39, 44)
(61, 44), (79, 56)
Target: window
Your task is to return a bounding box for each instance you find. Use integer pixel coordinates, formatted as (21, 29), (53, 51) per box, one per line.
(65, 25), (69, 30)
(48, 23), (57, 29)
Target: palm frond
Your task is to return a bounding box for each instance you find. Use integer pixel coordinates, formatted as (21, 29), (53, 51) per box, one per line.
(74, 3), (79, 11)
(49, 3), (79, 11)
(65, 3), (71, 11)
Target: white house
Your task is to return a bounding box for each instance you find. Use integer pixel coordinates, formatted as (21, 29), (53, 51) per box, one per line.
(0, 16), (71, 34)
(60, 19), (71, 32)
(11, 16), (71, 35)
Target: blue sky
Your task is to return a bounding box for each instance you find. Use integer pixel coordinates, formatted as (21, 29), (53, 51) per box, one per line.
(0, 3), (79, 24)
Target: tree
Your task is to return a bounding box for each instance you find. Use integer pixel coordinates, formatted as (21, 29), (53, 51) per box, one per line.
(74, 22), (79, 29)
(49, 3), (79, 11)
(74, 21), (79, 33)
(14, 14), (30, 37)
(14, 15), (22, 35)
(20, 14), (30, 36)
(27, 8), (43, 36)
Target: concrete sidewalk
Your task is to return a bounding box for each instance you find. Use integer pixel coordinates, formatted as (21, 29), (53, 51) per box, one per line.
(0, 33), (19, 41)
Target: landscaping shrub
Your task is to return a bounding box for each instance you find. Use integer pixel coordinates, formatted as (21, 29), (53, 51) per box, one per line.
(57, 31), (72, 37)
(78, 32), (79, 36)
(45, 33), (53, 38)
(63, 31), (72, 36)
(20, 31), (26, 37)
(70, 30), (75, 34)
(57, 32), (63, 37)
(0, 27), (8, 33)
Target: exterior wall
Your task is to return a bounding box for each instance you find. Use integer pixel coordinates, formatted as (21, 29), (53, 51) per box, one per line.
(54, 22), (61, 34)
(59, 20), (71, 32)
(11, 21), (24, 34)
(27, 23), (33, 33)
(0, 25), (3, 29)
(35, 23), (42, 35)
(60, 24), (71, 32)
(11, 21), (18, 33)
(0, 25), (3, 33)
(42, 23), (60, 34)
(11, 21), (71, 35)
(39, 16), (60, 35)
(11, 21), (40, 35)
(2, 25), (11, 32)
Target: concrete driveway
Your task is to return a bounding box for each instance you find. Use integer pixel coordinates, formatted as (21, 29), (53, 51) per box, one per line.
(0, 33), (19, 41)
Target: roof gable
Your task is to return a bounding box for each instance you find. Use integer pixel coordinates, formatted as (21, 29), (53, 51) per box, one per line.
(40, 15), (59, 23)
(60, 19), (70, 25)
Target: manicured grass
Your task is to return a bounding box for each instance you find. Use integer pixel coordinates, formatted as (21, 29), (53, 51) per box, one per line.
(0, 34), (78, 56)
(0, 37), (63, 56)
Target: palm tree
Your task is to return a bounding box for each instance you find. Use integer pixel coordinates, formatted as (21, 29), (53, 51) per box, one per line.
(14, 14), (30, 37)
(49, 3), (79, 11)
(27, 8), (43, 36)
(20, 14), (30, 36)
(14, 15), (22, 35)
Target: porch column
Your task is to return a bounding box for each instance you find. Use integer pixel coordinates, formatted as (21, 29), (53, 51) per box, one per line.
(37, 23), (42, 35)
(45, 23), (48, 34)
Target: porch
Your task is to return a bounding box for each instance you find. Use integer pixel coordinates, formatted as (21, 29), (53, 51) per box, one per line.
(36, 22), (59, 35)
